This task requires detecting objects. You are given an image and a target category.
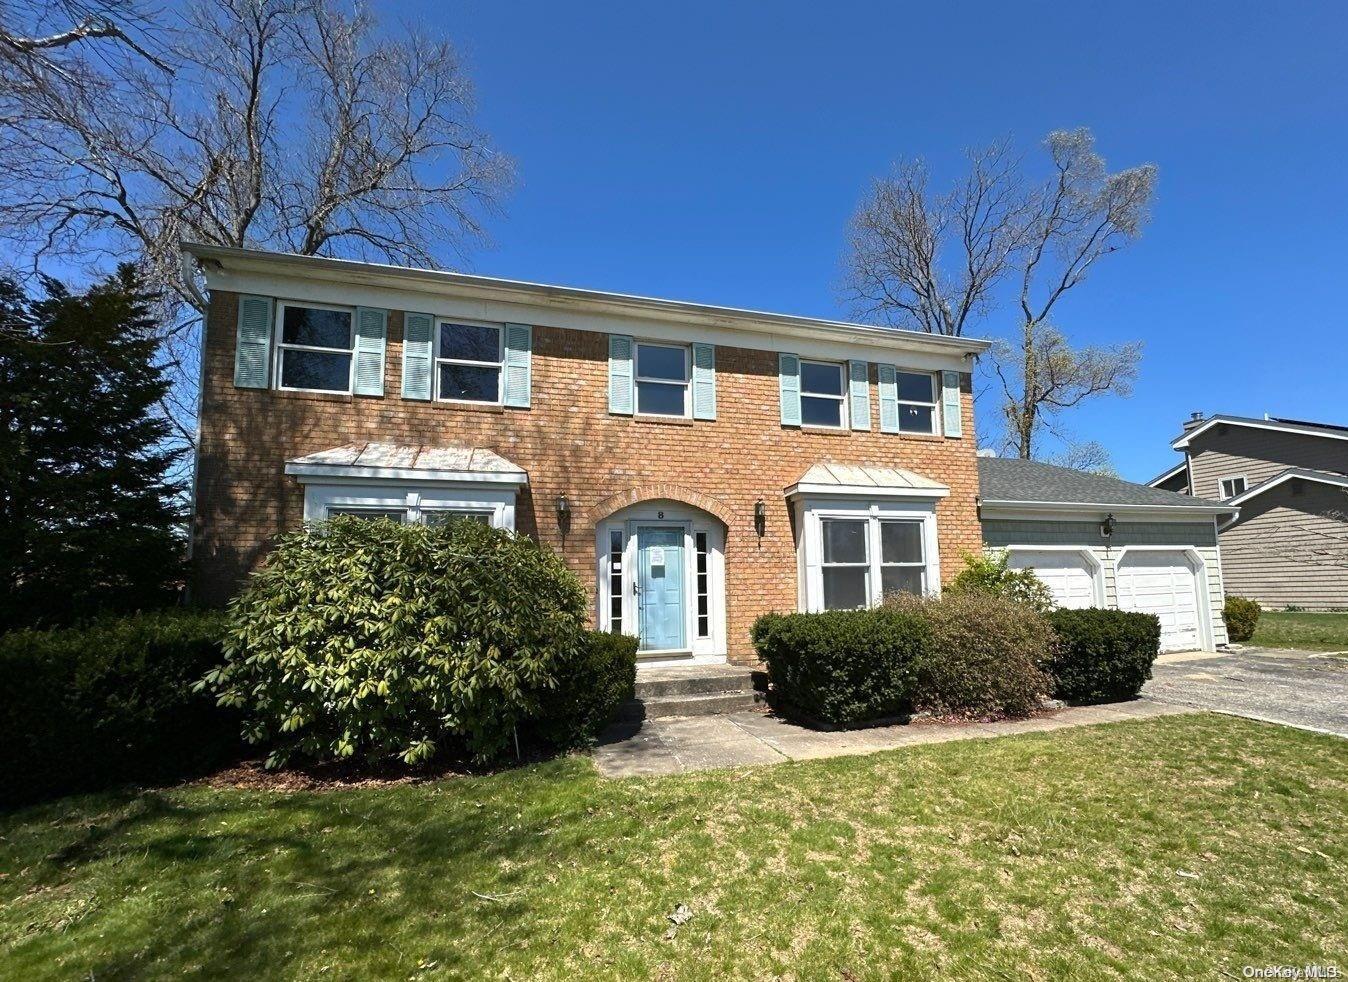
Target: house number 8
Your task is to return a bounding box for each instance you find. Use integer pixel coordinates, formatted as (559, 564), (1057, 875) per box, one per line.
(657, 510), (664, 519)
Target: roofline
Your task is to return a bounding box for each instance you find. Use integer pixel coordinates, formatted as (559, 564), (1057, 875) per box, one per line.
(1224, 468), (1348, 507)
(1172, 414), (1348, 449)
(1145, 461), (1187, 488)
(184, 242), (993, 358)
(979, 499), (1238, 517)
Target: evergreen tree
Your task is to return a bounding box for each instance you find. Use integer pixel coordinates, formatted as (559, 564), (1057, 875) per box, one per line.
(0, 267), (184, 629)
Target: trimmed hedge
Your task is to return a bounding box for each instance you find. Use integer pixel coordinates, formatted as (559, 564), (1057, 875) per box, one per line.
(751, 607), (930, 727)
(1045, 608), (1161, 703)
(532, 631), (638, 750)
(1223, 595), (1261, 643)
(0, 611), (239, 807)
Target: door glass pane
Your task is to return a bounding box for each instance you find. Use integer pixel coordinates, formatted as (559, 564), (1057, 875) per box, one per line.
(823, 567), (868, 610)
(801, 361), (843, 396)
(801, 396), (843, 427)
(280, 350), (351, 391)
(895, 371), (934, 403)
(822, 519), (868, 564)
(898, 405), (934, 433)
(881, 566), (924, 598)
(438, 363), (500, 401)
(636, 344), (687, 381)
(881, 521), (924, 564)
(439, 323), (500, 362)
(282, 306), (351, 348)
(637, 380), (686, 416)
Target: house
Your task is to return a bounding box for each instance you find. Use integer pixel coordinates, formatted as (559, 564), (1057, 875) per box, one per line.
(1148, 414), (1348, 610)
(185, 244), (991, 666)
(977, 457), (1237, 652)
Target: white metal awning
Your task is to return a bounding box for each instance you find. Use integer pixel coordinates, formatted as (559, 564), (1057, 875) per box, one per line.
(284, 442), (528, 486)
(784, 461), (949, 499)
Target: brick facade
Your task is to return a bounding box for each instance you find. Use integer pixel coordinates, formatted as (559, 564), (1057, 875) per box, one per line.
(193, 290), (984, 664)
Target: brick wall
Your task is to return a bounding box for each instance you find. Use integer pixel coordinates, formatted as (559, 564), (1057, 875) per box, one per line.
(194, 291), (984, 663)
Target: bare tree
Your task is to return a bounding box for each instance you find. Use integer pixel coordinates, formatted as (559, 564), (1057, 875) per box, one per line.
(1048, 438), (1117, 477)
(843, 128), (1155, 460)
(0, 0), (512, 444)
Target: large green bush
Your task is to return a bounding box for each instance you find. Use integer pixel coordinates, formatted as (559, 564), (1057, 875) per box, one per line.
(890, 592), (1055, 718)
(203, 517), (588, 765)
(1045, 608), (1160, 702)
(0, 610), (237, 806)
(751, 607), (930, 727)
(1223, 595), (1261, 642)
(946, 551), (1055, 614)
(531, 631), (638, 750)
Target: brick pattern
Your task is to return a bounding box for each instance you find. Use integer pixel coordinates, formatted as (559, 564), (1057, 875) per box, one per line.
(194, 291), (984, 663)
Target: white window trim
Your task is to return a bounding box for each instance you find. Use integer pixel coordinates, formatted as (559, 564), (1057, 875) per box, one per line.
(800, 359), (847, 429)
(795, 497), (941, 612)
(895, 369), (939, 435)
(1218, 474), (1248, 499)
(434, 318), (504, 405)
(301, 482), (517, 530)
(634, 340), (692, 419)
(274, 299), (355, 394)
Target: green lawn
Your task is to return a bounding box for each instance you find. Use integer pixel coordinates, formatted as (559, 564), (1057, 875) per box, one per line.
(2, 715), (1344, 980)
(1252, 610), (1348, 651)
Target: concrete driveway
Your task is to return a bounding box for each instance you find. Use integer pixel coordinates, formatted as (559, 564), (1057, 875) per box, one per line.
(1143, 647), (1348, 737)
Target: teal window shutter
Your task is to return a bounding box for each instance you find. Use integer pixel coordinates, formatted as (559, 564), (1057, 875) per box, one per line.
(691, 342), (716, 420)
(353, 307), (387, 396)
(942, 370), (963, 437)
(848, 360), (871, 430)
(608, 334), (634, 415)
(877, 364), (899, 433)
(779, 353), (801, 427)
(233, 295), (273, 389)
(401, 312), (434, 400)
(503, 323), (532, 408)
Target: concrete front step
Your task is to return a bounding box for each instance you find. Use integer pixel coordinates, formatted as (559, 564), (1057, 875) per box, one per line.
(634, 665), (762, 699)
(620, 689), (767, 721)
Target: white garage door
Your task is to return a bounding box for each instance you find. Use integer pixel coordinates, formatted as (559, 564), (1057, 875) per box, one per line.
(1115, 551), (1202, 653)
(1008, 551), (1097, 609)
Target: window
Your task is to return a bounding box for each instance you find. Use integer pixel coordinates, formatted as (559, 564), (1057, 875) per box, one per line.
(821, 518), (870, 609)
(695, 532), (711, 638)
(879, 520), (925, 596)
(800, 360), (846, 428)
(277, 303), (354, 392)
(326, 507), (405, 522)
(608, 530), (624, 634)
(1219, 475), (1248, 499)
(436, 322), (502, 403)
(635, 342), (690, 417)
(423, 509), (493, 526)
(895, 371), (937, 434)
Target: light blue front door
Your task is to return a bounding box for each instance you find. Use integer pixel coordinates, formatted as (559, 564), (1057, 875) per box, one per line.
(637, 527), (686, 651)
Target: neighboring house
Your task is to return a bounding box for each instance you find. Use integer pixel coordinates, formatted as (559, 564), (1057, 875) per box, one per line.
(977, 457), (1237, 652)
(186, 244), (991, 666)
(1148, 414), (1348, 610)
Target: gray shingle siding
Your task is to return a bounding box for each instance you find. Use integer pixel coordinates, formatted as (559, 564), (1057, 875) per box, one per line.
(982, 520), (1217, 548)
(1187, 426), (1348, 502)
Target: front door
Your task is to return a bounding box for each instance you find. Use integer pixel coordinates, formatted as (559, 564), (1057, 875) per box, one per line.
(636, 526), (686, 651)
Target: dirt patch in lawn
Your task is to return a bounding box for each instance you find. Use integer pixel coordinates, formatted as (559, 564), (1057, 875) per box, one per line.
(198, 757), (473, 792)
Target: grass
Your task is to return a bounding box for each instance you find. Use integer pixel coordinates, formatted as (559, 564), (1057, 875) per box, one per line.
(1252, 610), (1348, 651)
(2, 714), (1345, 980)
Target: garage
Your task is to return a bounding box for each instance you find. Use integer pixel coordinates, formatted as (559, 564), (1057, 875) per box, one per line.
(1115, 550), (1202, 653)
(1006, 550), (1098, 609)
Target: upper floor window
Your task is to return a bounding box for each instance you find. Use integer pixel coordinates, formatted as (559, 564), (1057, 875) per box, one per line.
(1219, 475), (1247, 499)
(635, 342), (690, 417)
(437, 322), (503, 404)
(277, 302), (354, 393)
(895, 371), (937, 434)
(800, 360), (845, 428)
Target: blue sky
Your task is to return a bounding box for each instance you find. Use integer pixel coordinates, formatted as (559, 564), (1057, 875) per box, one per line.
(405, 0), (1346, 481)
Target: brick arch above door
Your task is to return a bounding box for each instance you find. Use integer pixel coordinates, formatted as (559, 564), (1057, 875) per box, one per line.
(586, 484), (734, 530)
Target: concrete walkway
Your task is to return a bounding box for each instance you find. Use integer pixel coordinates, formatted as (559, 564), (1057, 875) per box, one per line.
(591, 699), (1195, 778)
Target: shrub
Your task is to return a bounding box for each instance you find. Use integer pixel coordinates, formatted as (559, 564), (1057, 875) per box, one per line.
(203, 516), (588, 766)
(946, 551), (1055, 614)
(1045, 608), (1160, 702)
(889, 592), (1055, 718)
(531, 631), (638, 750)
(1223, 595), (1261, 642)
(0, 610), (237, 806)
(752, 607), (930, 727)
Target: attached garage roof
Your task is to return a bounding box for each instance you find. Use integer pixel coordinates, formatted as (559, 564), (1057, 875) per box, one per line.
(978, 457), (1232, 514)
(786, 461), (949, 498)
(285, 443), (527, 485)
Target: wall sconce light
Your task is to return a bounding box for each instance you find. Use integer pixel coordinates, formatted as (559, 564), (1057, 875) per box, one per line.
(1100, 512), (1116, 540)
(556, 495), (571, 538)
(754, 499), (767, 539)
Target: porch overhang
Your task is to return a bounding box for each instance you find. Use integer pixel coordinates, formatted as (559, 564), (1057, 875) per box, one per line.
(284, 442), (528, 487)
(784, 461), (949, 500)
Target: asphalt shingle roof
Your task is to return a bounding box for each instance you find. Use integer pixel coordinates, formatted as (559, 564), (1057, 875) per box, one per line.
(977, 456), (1227, 509)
